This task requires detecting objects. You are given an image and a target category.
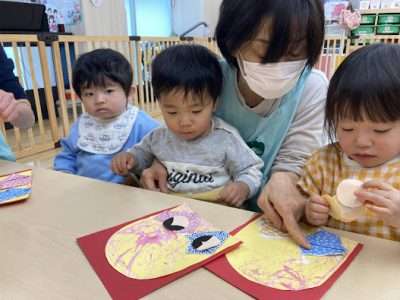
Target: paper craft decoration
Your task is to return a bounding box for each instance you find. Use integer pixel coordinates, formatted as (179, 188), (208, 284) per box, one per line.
(0, 170), (32, 205)
(170, 186), (224, 202)
(206, 215), (363, 300)
(324, 178), (374, 222)
(301, 231), (346, 256)
(77, 204), (241, 299)
(337, 179), (363, 208)
(105, 205), (238, 279)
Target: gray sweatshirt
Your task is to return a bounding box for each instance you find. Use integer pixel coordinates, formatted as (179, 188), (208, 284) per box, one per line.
(129, 117), (264, 197)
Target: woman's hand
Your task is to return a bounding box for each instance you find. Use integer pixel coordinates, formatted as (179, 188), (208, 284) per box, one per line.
(257, 171), (310, 248)
(305, 194), (330, 226)
(0, 90), (34, 129)
(219, 181), (250, 207)
(140, 159), (169, 192)
(355, 180), (400, 228)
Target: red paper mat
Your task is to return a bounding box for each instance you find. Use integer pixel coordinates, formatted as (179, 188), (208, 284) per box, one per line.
(77, 206), (241, 300)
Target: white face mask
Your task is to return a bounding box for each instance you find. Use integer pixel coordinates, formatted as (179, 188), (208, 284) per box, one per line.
(237, 57), (307, 99)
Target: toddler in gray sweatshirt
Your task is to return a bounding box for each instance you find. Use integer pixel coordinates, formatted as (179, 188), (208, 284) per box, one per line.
(111, 44), (263, 207)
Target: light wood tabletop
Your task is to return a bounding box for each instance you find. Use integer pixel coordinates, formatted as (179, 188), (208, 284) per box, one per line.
(0, 160), (399, 300)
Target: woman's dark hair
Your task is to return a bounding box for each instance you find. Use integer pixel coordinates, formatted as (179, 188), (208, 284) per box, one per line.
(215, 0), (324, 68)
(151, 44), (222, 102)
(325, 43), (400, 142)
(72, 48), (132, 97)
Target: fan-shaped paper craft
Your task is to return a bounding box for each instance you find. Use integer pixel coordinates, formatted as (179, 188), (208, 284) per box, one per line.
(105, 204), (239, 279)
(226, 217), (358, 290)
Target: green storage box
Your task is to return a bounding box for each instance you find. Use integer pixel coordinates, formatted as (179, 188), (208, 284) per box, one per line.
(378, 14), (400, 24)
(376, 25), (400, 34)
(351, 25), (375, 36)
(361, 14), (377, 25)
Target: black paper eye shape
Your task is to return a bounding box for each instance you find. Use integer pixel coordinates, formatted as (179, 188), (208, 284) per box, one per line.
(191, 235), (221, 251)
(187, 231), (228, 254)
(163, 216), (190, 231)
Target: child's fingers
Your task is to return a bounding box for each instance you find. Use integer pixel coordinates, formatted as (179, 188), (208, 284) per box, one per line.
(229, 192), (246, 207)
(365, 204), (390, 215)
(111, 157), (121, 174)
(141, 160), (168, 193)
(307, 209), (328, 224)
(362, 180), (395, 191)
(311, 211), (328, 220)
(126, 155), (135, 170)
(114, 155), (129, 175)
(226, 191), (239, 205)
(365, 204), (393, 224)
(310, 217), (328, 226)
(306, 198), (329, 226)
(156, 169), (169, 193)
(231, 196), (246, 207)
(140, 169), (160, 191)
(218, 186), (229, 202)
(310, 202), (330, 213)
(219, 186), (236, 204)
(355, 190), (389, 207)
(310, 194), (329, 206)
(121, 159), (131, 175)
(115, 157), (125, 174)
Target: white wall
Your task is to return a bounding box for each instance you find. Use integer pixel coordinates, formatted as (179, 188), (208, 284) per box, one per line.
(172, 0), (221, 37)
(202, 0), (221, 36)
(77, 0), (128, 36)
(172, 0), (203, 36)
(75, 0), (221, 37)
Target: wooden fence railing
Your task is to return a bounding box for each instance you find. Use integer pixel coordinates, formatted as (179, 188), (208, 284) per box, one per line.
(0, 33), (398, 159)
(0, 34), (59, 159)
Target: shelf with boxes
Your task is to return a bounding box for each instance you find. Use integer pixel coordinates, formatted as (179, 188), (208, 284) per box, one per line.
(352, 8), (400, 36)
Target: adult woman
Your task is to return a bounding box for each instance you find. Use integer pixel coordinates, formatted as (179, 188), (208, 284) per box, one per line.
(0, 46), (35, 161)
(141, 0), (327, 247)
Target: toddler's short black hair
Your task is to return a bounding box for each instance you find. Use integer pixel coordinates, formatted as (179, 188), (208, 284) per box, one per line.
(151, 44), (222, 102)
(326, 44), (400, 142)
(72, 48), (132, 97)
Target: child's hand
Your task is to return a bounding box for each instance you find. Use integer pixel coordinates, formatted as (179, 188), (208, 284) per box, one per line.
(305, 195), (330, 226)
(111, 152), (135, 176)
(219, 181), (250, 207)
(355, 180), (400, 228)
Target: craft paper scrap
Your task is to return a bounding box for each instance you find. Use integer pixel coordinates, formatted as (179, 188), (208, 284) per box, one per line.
(0, 172), (31, 189)
(105, 204), (239, 279)
(0, 188), (32, 202)
(0, 170), (32, 205)
(302, 231), (346, 256)
(225, 216), (358, 290)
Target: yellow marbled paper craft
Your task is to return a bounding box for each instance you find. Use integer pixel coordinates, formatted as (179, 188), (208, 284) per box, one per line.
(226, 216), (358, 290)
(105, 204), (239, 279)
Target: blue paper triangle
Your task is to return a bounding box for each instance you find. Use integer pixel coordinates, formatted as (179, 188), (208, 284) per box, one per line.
(301, 230), (347, 256)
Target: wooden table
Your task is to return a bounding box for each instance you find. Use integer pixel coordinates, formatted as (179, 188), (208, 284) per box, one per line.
(1, 161), (399, 299)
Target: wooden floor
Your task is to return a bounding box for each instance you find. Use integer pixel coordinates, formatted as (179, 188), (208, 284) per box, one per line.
(17, 148), (60, 169)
